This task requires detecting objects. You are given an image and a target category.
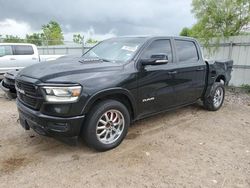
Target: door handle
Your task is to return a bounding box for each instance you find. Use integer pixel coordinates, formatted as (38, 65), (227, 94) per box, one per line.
(196, 67), (205, 71)
(10, 58), (16, 60)
(168, 71), (177, 75)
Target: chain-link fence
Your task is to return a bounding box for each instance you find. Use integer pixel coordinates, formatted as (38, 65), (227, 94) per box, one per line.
(0, 38), (94, 55)
(1, 36), (250, 86)
(37, 43), (91, 55)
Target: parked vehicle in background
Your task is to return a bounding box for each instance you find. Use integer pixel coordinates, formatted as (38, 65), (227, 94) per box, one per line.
(15, 36), (233, 151)
(0, 43), (64, 79)
(0, 70), (17, 98)
(0, 55), (71, 99)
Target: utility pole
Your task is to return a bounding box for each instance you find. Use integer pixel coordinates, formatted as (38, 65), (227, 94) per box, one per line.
(43, 28), (49, 54)
(82, 36), (85, 55)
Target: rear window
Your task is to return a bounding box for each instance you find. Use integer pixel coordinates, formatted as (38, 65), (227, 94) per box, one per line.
(0, 45), (13, 56)
(13, 45), (34, 55)
(175, 40), (199, 62)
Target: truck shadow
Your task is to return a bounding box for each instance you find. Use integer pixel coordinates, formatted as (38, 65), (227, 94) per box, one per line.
(11, 101), (206, 157)
(126, 101), (206, 140)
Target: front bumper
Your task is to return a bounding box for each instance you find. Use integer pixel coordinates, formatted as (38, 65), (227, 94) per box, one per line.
(17, 99), (85, 138)
(0, 73), (4, 80)
(0, 80), (17, 99)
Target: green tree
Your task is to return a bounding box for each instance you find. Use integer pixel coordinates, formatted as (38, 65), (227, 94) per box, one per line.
(180, 0), (250, 46)
(42, 21), (64, 45)
(26, 33), (43, 46)
(86, 38), (98, 44)
(73, 34), (83, 44)
(180, 27), (192, 37)
(3, 35), (24, 43)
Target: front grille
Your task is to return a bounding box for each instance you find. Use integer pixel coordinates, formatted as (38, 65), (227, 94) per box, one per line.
(3, 78), (15, 90)
(16, 81), (36, 95)
(16, 80), (42, 110)
(2, 80), (10, 88)
(19, 93), (37, 107)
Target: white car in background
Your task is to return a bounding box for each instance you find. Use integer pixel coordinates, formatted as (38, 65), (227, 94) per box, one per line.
(0, 43), (64, 79)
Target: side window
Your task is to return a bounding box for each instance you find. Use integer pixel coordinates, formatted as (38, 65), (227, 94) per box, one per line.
(141, 39), (173, 63)
(0, 45), (13, 56)
(13, 45), (34, 55)
(175, 40), (199, 62)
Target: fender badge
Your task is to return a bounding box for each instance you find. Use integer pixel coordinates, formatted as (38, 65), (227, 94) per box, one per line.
(142, 97), (155, 103)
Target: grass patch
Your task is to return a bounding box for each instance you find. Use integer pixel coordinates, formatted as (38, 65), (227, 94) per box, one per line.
(241, 84), (250, 93)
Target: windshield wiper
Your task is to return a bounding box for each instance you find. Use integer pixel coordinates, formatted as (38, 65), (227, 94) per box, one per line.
(98, 58), (111, 62)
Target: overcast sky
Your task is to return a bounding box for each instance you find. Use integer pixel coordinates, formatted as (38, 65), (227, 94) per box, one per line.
(0, 0), (195, 41)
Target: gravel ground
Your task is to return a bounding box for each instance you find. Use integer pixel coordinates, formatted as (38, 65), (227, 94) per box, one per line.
(0, 88), (250, 188)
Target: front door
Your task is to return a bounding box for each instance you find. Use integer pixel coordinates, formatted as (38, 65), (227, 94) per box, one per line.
(137, 39), (178, 117)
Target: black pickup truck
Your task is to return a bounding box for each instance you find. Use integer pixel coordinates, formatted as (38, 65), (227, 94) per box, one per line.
(15, 36), (233, 151)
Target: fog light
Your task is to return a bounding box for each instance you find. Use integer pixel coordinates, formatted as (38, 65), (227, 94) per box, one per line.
(54, 106), (69, 114)
(47, 122), (69, 132)
(44, 104), (70, 115)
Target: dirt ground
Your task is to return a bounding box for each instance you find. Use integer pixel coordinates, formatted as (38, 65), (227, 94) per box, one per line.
(0, 88), (250, 188)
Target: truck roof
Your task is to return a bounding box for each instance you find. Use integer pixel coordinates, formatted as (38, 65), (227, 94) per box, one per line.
(0, 43), (36, 46)
(109, 35), (197, 41)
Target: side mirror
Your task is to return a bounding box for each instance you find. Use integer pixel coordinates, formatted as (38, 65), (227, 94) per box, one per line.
(141, 54), (168, 66)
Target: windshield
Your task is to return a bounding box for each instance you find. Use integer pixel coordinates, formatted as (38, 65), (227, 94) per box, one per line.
(82, 37), (147, 62)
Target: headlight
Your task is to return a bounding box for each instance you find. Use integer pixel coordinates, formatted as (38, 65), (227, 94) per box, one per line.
(42, 85), (82, 103)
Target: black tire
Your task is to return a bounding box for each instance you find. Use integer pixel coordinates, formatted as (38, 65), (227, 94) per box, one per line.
(203, 82), (225, 111)
(82, 99), (130, 151)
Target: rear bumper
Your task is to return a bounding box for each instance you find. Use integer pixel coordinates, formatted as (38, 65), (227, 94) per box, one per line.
(17, 99), (85, 138)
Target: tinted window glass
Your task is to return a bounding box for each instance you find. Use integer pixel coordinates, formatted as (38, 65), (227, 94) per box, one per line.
(175, 40), (198, 62)
(141, 39), (172, 62)
(0, 45), (13, 56)
(14, 45), (34, 55)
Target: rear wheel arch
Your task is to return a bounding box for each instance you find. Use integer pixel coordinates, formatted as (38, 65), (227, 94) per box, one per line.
(215, 75), (226, 84)
(203, 82), (225, 111)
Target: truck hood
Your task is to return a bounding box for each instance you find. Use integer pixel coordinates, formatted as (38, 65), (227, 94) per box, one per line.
(17, 57), (124, 83)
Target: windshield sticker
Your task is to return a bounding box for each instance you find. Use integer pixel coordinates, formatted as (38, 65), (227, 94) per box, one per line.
(121, 45), (138, 52)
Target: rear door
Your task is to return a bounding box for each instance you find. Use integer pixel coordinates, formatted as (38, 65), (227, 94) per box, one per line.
(137, 39), (178, 117)
(173, 39), (206, 105)
(12, 45), (37, 68)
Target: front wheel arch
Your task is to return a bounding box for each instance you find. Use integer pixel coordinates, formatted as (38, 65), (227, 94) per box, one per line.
(81, 88), (137, 120)
(82, 99), (130, 151)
